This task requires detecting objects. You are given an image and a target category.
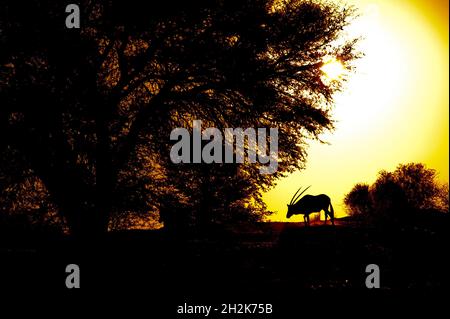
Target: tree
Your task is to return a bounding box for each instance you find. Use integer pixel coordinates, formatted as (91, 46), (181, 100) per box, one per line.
(343, 183), (371, 216)
(1, 0), (359, 237)
(344, 163), (449, 223)
(434, 183), (449, 213)
(370, 170), (409, 222)
(392, 163), (442, 211)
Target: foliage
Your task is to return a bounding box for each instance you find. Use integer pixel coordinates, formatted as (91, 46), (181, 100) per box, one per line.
(343, 183), (371, 216)
(1, 0), (359, 235)
(344, 163), (449, 223)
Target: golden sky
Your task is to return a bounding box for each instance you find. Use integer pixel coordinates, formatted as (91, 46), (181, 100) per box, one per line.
(264, 0), (449, 221)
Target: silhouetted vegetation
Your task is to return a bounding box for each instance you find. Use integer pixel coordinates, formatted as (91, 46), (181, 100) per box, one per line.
(344, 163), (449, 225)
(1, 0), (359, 237)
(1, 2), (448, 304)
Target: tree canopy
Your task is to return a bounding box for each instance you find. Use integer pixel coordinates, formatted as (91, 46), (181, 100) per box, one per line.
(0, 0), (359, 237)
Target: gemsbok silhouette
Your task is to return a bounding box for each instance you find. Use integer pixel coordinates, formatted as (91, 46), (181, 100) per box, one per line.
(286, 186), (334, 226)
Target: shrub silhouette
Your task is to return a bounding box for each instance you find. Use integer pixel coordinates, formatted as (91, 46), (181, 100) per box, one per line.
(343, 183), (371, 217)
(344, 163), (448, 224)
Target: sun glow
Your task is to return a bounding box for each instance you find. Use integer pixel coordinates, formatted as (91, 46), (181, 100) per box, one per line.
(264, 0), (449, 221)
(321, 58), (345, 80)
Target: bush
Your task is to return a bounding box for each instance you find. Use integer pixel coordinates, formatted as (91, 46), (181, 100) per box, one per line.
(343, 183), (371, 216)
(344, 163), (449, 224)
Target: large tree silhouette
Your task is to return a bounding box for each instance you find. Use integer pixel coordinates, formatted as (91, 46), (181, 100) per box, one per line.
(0, 0), (358, 237)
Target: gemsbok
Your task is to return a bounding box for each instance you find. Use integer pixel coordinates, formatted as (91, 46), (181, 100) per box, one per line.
(286, 186), (334, 226)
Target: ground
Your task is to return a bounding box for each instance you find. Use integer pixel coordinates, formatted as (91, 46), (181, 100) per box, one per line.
(0, 215), (448, 315)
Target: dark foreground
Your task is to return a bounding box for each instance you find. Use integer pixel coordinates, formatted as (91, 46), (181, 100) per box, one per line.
(1, 216), (448, 315)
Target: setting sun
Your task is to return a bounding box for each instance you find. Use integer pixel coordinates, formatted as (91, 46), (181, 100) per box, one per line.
(264, 0), (449, 221)
(321, 58), (345, 80)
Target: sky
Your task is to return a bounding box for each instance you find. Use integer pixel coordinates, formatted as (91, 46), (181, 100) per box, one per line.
(264, 0), (449, 221)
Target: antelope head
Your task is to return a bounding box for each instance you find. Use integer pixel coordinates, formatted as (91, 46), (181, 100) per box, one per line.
(286, 185), (311, 218)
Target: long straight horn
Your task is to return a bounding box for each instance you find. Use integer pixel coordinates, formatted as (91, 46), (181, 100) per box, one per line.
(293, 185), (311, 204)
(289, 186), (303, 205)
